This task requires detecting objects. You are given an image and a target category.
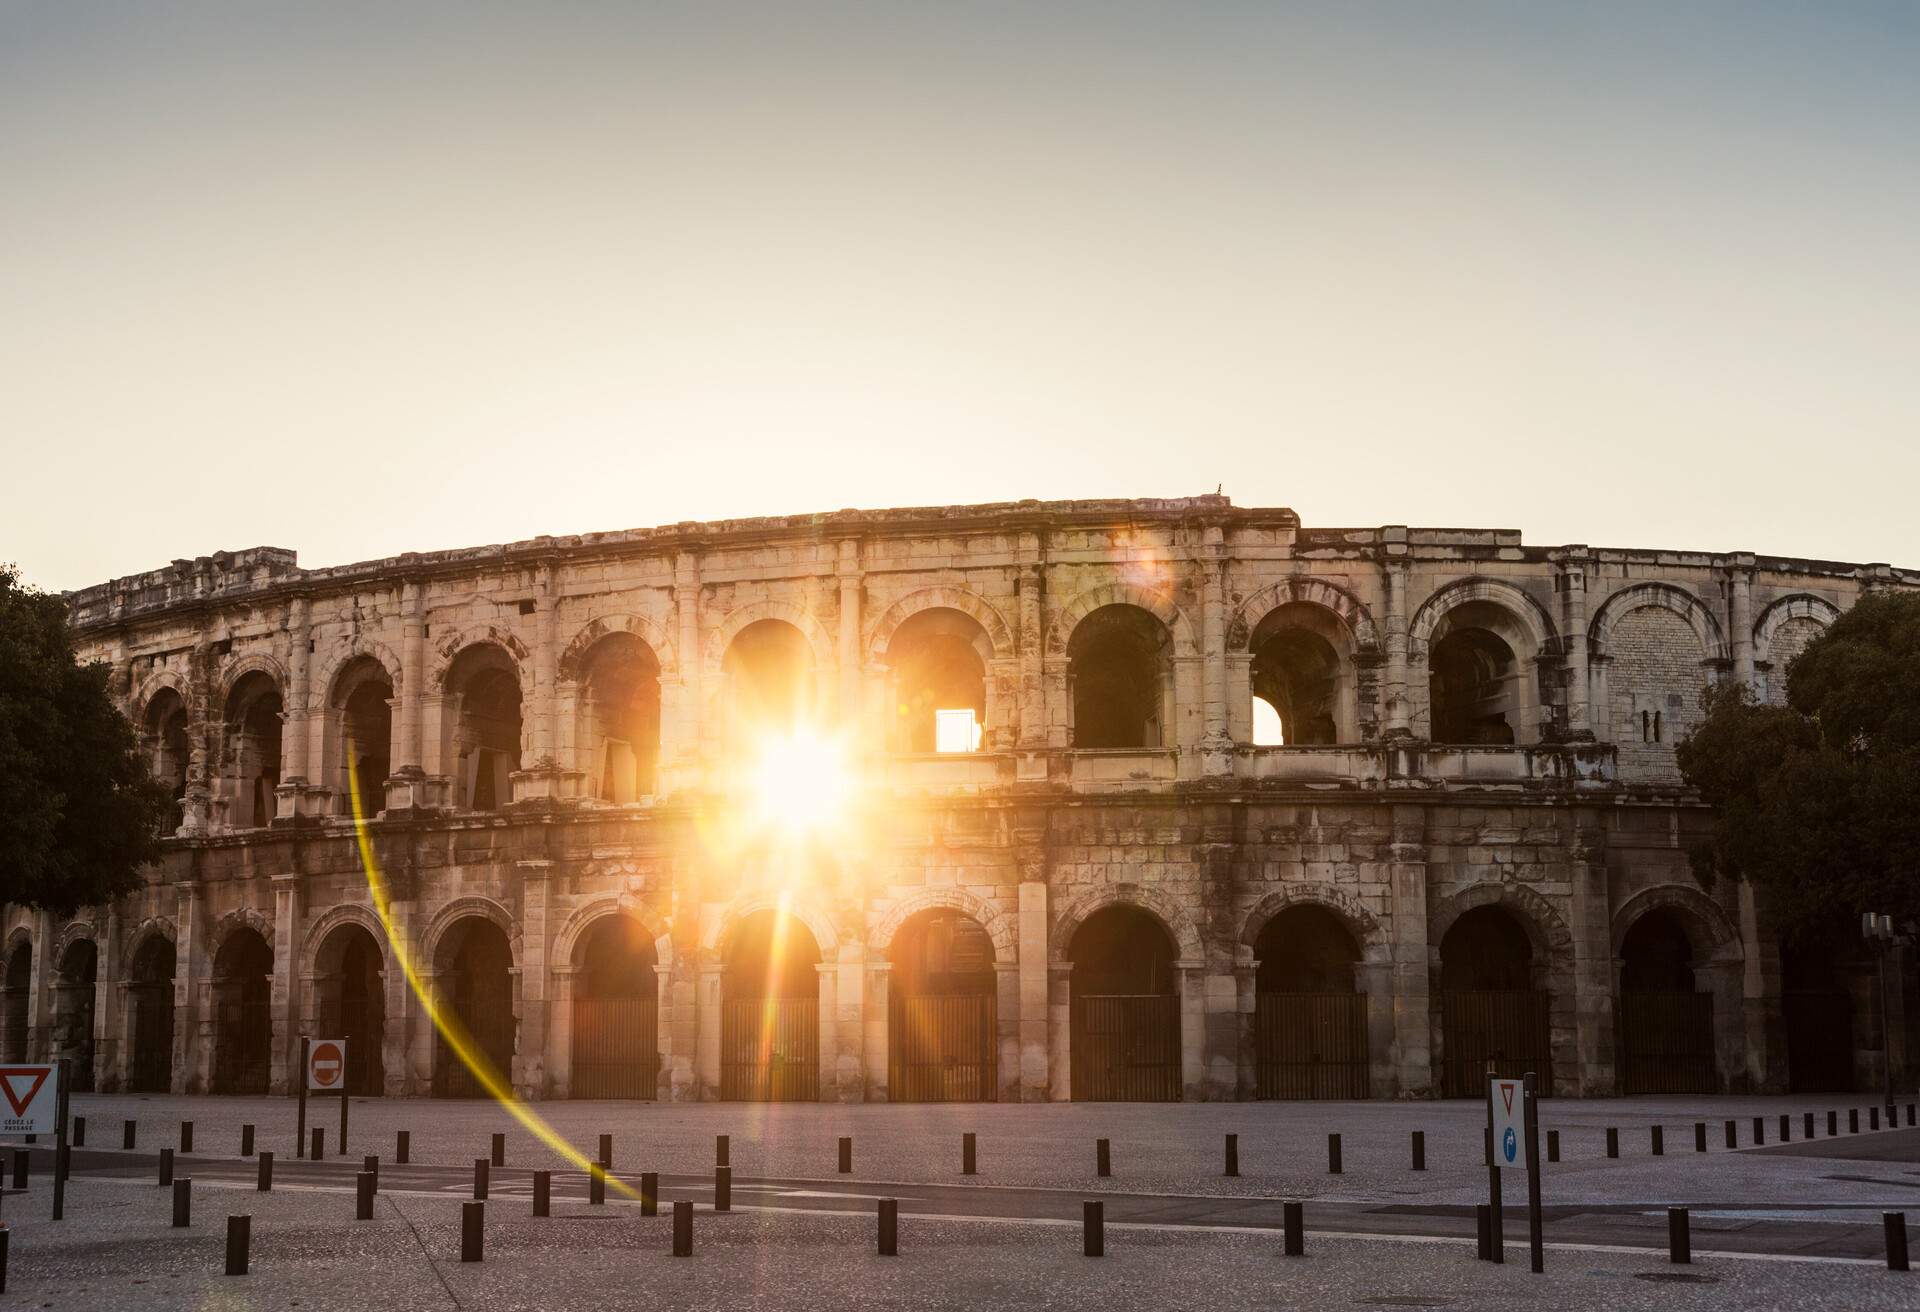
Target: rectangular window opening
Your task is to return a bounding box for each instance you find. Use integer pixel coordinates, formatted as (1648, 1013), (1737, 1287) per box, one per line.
(934, 708), (981, 754)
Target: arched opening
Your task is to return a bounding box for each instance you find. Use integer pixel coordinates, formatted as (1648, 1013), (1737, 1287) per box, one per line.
(1069, 906), (1180, 1101)
(1068, 605), (1172, 749)
(577, 634), (661, 803)
(570, 915), (660, 1099)
(1782, 940), (1861, 1093)
(444, 646), (522, 811)
(1617, 908), (1715, 1094)
(127, 935), (176, 1093)
(720, 908), (821, 1101)
(1253, 906), (1368, 1098)
(331, 657), (393, 815)
(888, 909), (996, 1101)
(1249, 604), (1347, 746)
(222, 672), (283, 829)
(211, 928), (273, 1095)
(314, 925), (386, 1096)
(1427, 601), (1538, 744)
(1, 943), (31, 1063)
(885, 609), (990, 753)
(724, 620), (817, 739)
(432, 918), (516, 1098)
(143, 689), (190, 831)
(1438, 905), (1551, 1096)
(54, 940), (98, 1092)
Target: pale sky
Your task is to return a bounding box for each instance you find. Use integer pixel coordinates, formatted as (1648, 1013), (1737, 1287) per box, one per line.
(5, 1), (1917, 593)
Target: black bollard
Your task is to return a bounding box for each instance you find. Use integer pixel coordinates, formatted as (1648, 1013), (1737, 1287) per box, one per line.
(1886, 1212), (1910, 1273)
(311, 1128), (324, 1161)
(173, 1176), (192, 1228)
(363, 1154), (379, 1192)
(1870, 1106), (1880, 1131)
(9, 1150), (24, 1191)
(1829, 1110), (1839, 1137)
(716, 1134), (729, 1168)
(241, 1124), (254, 1157)
(225, 1214), (250, 1276)
(1752, 1117), (1764, 1144)
(1909, 1104), (1916, 1128)
(672, 1199), (693, 1257)
(1668, 1207), (1690, 1264)
(123, 1119), (137, 1151)
(1651, 1126), (1663, 1156)
(1328, 1133), (1342, 1175)
(158, 1147), (173, 1188)
(599, 1133), (613, 1168)
(396, 1130), (410, 1165)
(1780, 1114), (1790, 1142)
(641, 1171), (659, 1217)
(1284, 1200), (1305, 1257)
(878, 1198), (898, 1256)
(473, 1158), (488, 1201)
(1096, 1138), (1111, 1177)
(491, 1133), (505, 1168)
(1226, 1133), (1240, 1177)
(839, 1137), (853, 1174)
(460, 1201), (483, 1262)
(181, 1121), (194, 1154)
(1546, 1129), (1559, 1164)
(1411, 1130), (1425, 1172)
(1804, 1111), (1815, 1139)
(356, 1172), (374, 1221)
(589, 1163), (606, 1206)
(1724, 1120), (1736, 1150)
(1083, 1200), (1104, 1257)
(532, 1171), (550, 1218)
(1605, 1127), (1618, 1159)
(963, 1132), (977, 1176)
(257, 1151), (274, 1192)
(1694, 1122), (1707, 1153)
(715, 1165), (731, 1212)
(1476, 1203), (1492, 1261)
(0, 1228), (7, 1292)
(73, 1116), (85, 1148)
(1850, 1108), (1860, 1134)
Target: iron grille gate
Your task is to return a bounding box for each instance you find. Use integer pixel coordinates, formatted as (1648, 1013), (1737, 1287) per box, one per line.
(1619, 990), (1715, 1094)
(213, 981), (271, 1095)
(720, 998), (819, 1101)
(1783, 990), (1855, 1092)
(1440, 990), (1552, 1097)
(1072, 994), (1181, 1102)
(571, 997), (660, 1099)
(434, 1005), (517, 1097)
(890, 993), (996, 1102)
(1255, 992), (1370, 1099)
(129, 986), (174, 1093)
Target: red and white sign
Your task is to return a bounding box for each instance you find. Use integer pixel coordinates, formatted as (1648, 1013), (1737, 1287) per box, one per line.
(1489, 1076), (1528, 1169)
(0, 1064), (57, 1134)
(306, 1039), (348, 1091)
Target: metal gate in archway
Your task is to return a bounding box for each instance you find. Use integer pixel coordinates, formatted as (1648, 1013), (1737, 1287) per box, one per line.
(889, 994), (996, 1102)
(571, 997), (659, 1099)
(720, 998), (818, 1101)
(1619, 991), (1715, 1094)
(1071, 994), (1180, 1101)
(1440, 990), (1551, 1097)
(1256, 992), (1369, 1099)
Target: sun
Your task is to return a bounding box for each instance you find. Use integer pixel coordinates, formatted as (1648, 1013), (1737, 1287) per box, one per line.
(749, 726), (853, 837)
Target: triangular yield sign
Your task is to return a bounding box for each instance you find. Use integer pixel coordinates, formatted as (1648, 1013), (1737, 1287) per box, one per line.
(0, 1067), (49, 1118)
(1499, 1083), (1516, 1115)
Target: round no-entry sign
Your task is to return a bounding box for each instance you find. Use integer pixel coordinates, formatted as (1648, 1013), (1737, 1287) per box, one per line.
(307, 1039), (347, 1091)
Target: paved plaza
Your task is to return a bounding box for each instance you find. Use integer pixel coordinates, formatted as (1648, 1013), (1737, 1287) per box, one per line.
(0, 1093), (1913, 1309)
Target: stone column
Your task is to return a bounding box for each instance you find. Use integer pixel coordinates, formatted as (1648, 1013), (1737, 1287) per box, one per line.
(816, 960), (841, 1102)
(1197, 524), (1233, 776)
(174, 882), (202, 1094)
(547, 965), (574, 1099)
(1177, 960), (1209, 1100)
(1046, 963), (1073, 1101)
(1233, 958), (1259, 1100)
(995, 961), (1021, 1102)
(664, 552), (705, 792)
(26, 910), (53, 1061)
(181, 638), (214, 835)
(864, 960), (891, 1102)
(696, 962), (723, 1099)
(269, 874), (302, 1094)
(1018, 878), (1051, 1102)
(1565, 810), (1616, 1095)
(277, 595), (315, 818)
(835, 944), (865, 1102)
(1727, 561), (1755, 687)
(1557, 553), (1593, 739)
(1378, 533), (1413, 738)
(1387, 804), (1431, 1095)
(517, 861), (552, 1096)
(93, 906), (123, 1090)
(655, 961), (683, 1102)
(398, 582), (427, 771)
(531, 566), (557, 766)
(837, 539), (863, 736)
(1738, 880), (1786, 1092)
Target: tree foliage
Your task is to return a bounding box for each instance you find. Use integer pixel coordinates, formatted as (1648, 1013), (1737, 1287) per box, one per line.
(0, 564), (171, 916)
(1677, 591), (1920, 944)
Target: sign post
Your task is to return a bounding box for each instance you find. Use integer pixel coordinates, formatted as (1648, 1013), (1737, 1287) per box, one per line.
(305, 1039), (349, 1157)
(296, 1037), (309, 1158)
(1522, 1071), (1543, 1272)
(0, 1062), (62, 1221)
(1487, 1070), (1528, 1264)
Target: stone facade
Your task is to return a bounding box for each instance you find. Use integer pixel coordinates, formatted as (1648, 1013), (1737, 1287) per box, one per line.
(4, 496), (1915, 1101)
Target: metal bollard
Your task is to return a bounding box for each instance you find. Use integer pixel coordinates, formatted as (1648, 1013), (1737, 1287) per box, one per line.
(8, 1149), (24, 1191)
(1694, 1122), (1707, 1153)
(158, 1147), (173, 1188)
(1083, 1200), (1104, 1257)
(1546, 1129), (1559, 1163)
(716, 1134), (729, 1168)
(473, 1158), (489, 1201)
(257, 1151), (274, 1192)
(1886, 1212), (1910, 1272)
(715, 1165), (731, 1212)
(1651, 1126), (1663, 1156)
(672, 1199), (693, 1257)
(1850, 1109), (1860, 1134)
(1805, 1111), (1815, 1139)
(1724, 1120), (1736, 1150)
(640, 1171), (658, 1217)
(363, 1155), (379, 1192)
(181, 1121), (194, 1154)
(124, 1119), (137, 1151)
(1328, 1133), (1342, 1175)
(1668, 1207), (1690, 1264)
(1284, 1200), (1305, 1257)
(173, 1176), (192, 1228)
(1476, 1203), (1492, 1261)
(878, 1197), (898, 1256)
(241, 1124), (254, 1157)
(1829, 1110), (1839, 1137)
(356, 1172), (374, 1221)
(1780, 1114), (1790, 1142)
(1411, 1130), (1425, 1172)
(396, 1130), (410, 1165)
(532, 1171), (550, 1218)
(1606, 1127), (1618, 1159)
(460, 1201), (483, 1262)
(225, 1214), (250, 1276)
(1909, 1104), (1916, 1128)
(838, 1137), (853, 1174)
(589, 1163), (606, 1206)
(74, 1116), (86, 1148)
(1871, 1106), (1880, 1131)
(599, 1133), (613, 1168)
(963, 1132), (977, 1176)
(1754, 1116), (1765, 1145)
(1096, 1138), (1111, 1177)
(311, 1128), (324, 1161)
(0, 1228), (7, 1293)
(491, 1133), (505, 1168)
(1225, 1133), (1240, 1177)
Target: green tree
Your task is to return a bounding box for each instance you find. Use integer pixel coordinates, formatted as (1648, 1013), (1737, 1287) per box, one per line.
(0, 564), (171, 916)
(1677, 590), (1920, 943)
